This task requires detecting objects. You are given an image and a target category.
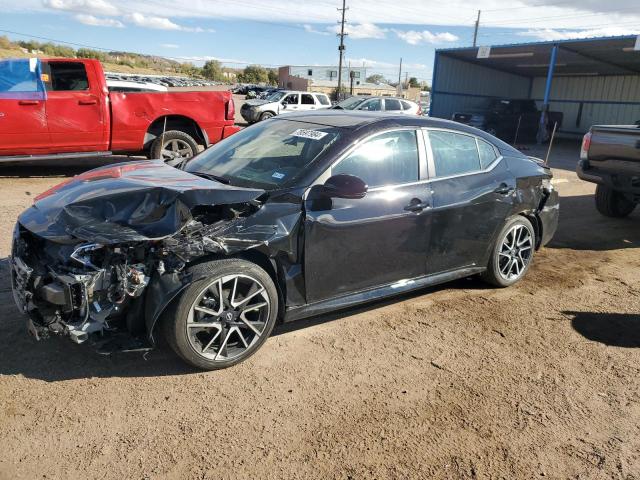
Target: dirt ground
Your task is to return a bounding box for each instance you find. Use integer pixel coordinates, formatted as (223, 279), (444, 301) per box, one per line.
(0, 140), (639, 479)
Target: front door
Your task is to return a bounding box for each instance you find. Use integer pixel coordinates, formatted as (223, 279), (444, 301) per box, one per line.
(42, 61), (107, 152)
(279, 93), (300, 114)
(425, 129), (515, 274)
(304, 129), (431, 303)
(0, 58), (50, 155)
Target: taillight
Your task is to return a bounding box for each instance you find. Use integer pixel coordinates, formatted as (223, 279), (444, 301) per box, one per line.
(226, 97), (235, 121)
(580, 131), (592, 160)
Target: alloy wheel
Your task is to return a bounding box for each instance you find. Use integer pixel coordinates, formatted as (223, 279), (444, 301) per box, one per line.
(161, 139), (194, 166)
(186, 274), (270, 362)
(498, 223), (533, 281)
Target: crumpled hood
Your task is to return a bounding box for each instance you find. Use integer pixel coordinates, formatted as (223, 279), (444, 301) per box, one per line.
(18, 160), (265, 244)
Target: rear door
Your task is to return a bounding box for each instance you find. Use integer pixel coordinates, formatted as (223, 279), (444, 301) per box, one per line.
(424, 129), (515, 274)
(299, 93), (317, 111)
(42, 60), (108, 152)
(304, 128), (432, 302)
(0, 59), (50, 155)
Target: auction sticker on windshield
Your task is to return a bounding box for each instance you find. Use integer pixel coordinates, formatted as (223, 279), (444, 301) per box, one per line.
(291, 129), (328, 140)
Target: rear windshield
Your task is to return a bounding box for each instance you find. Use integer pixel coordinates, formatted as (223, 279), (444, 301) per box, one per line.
(185, 120), (341, 189)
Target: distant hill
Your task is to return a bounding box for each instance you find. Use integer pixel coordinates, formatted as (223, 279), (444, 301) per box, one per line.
(0, 35), (202, 77)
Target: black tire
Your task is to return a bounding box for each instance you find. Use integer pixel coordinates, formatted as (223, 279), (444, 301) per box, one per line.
(260, 111), (275, 121)
(595, 185), (636, 218)
(481, 216), (536, 288)
(163, 258), (278, 370)
(150, 130), (199, 166)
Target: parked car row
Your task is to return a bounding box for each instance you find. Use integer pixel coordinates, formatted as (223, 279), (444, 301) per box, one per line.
(105, 73), (218, 89)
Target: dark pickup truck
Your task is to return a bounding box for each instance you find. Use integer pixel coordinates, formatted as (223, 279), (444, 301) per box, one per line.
(453, 99), (563, 143)
(578, 123), (640, 217)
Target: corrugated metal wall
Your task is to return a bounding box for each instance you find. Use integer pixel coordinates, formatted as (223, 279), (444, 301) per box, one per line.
(531, 75), (640, 134)
(431, 55), (530, 119)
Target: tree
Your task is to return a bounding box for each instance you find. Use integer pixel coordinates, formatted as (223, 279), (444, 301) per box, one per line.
(366, 73), (386, 84)
(76, 48), (106, 62)
(267, 68), (278, 86)
(238, 65), (269, 84)
(421, 84), (431, 92)
(0, 35), (12, 49)
(408, 77), (419, 88)
(202, 60), (223, 81)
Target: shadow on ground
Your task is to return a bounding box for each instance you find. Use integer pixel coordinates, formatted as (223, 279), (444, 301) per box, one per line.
(547, 194), (639, 251)
(0, 255), (485, 382)
(566, 311), (640, 348)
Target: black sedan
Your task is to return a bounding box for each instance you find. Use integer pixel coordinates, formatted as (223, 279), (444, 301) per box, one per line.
(11, 112), (559, 370)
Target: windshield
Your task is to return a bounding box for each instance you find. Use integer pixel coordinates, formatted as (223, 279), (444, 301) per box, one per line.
(266, 91), (285, 102)
(185, 120), (342, 189)
(335, 96), (368, 110)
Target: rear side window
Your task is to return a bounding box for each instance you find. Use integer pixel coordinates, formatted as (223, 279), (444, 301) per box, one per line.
(333, 130), (419, 188)
(301, 94), (315, 105)
(43, 62), (89, 91)
(385, 99), (402, 111)
(429, 131), (481, 178)
(316, 94), (330, 106)
(401, 100), (413, 110)
(478, 139), (498, 169)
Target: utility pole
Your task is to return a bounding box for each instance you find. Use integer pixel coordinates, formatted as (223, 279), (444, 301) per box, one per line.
(397, 57), (403, 96)
(336, 0), (348, 100)
(473, 10), (481, 47)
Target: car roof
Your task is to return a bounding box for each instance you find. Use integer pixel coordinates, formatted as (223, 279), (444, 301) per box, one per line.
(273, 111), (524, 156)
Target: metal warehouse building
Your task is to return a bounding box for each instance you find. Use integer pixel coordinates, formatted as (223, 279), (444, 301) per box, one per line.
(430, 35), (640, 137)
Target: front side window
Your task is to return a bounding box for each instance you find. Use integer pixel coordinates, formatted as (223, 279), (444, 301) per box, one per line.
(385, 99), (402, 111)
(185, 120), (341, 189)
(332, 130), (419, 188)
(429, 131), (481, 178)
(43, 62), (89, 91)
(301, 94), (315, 105)
(282, 93), (299, 105)
(357, 98), (382, 111)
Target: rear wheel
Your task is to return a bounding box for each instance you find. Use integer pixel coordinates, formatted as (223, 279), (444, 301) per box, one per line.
(163, 259), (278, 370)
(150, 130), (199, 167)
(595, 184), (636, 218)
(481, 216), (535, 288)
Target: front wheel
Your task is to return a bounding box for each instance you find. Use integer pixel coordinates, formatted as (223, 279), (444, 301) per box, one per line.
(163, 259), (278, 370)
(260, 111), (275, 121)
(595, 185), (636, 218)
(481, 216), (536, 288)
(150, 130), (199, 167)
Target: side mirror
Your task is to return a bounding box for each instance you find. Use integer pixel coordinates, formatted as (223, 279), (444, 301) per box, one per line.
(281, 102), (287, 109)
(323, 174), (368, 199)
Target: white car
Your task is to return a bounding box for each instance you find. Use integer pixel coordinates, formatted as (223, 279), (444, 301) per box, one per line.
(332, 96), (422, 115)
(106, 80), (168, 93)
(240, 90), (332, 123)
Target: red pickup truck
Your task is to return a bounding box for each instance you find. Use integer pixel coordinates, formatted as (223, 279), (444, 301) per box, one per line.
(0, 58), (239, 164)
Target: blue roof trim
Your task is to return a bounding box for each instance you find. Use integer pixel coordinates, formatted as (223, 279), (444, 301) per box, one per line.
(435, 34), (638, 54)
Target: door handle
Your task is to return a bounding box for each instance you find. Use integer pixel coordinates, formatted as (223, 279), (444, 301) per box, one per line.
(494, 183), (515, 195)
(78, 99), (98, 105)
(18, 100), (39, 106)
(404, 199), (430, 212)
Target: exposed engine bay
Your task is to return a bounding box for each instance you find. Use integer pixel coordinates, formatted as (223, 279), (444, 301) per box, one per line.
(9, 161), (296, 351)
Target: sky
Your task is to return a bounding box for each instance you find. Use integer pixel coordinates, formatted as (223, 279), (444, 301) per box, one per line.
(0, 0), (639, 83)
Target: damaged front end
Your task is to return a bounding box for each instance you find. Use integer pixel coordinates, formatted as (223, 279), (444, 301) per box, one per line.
(10, 160), (291, 352)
